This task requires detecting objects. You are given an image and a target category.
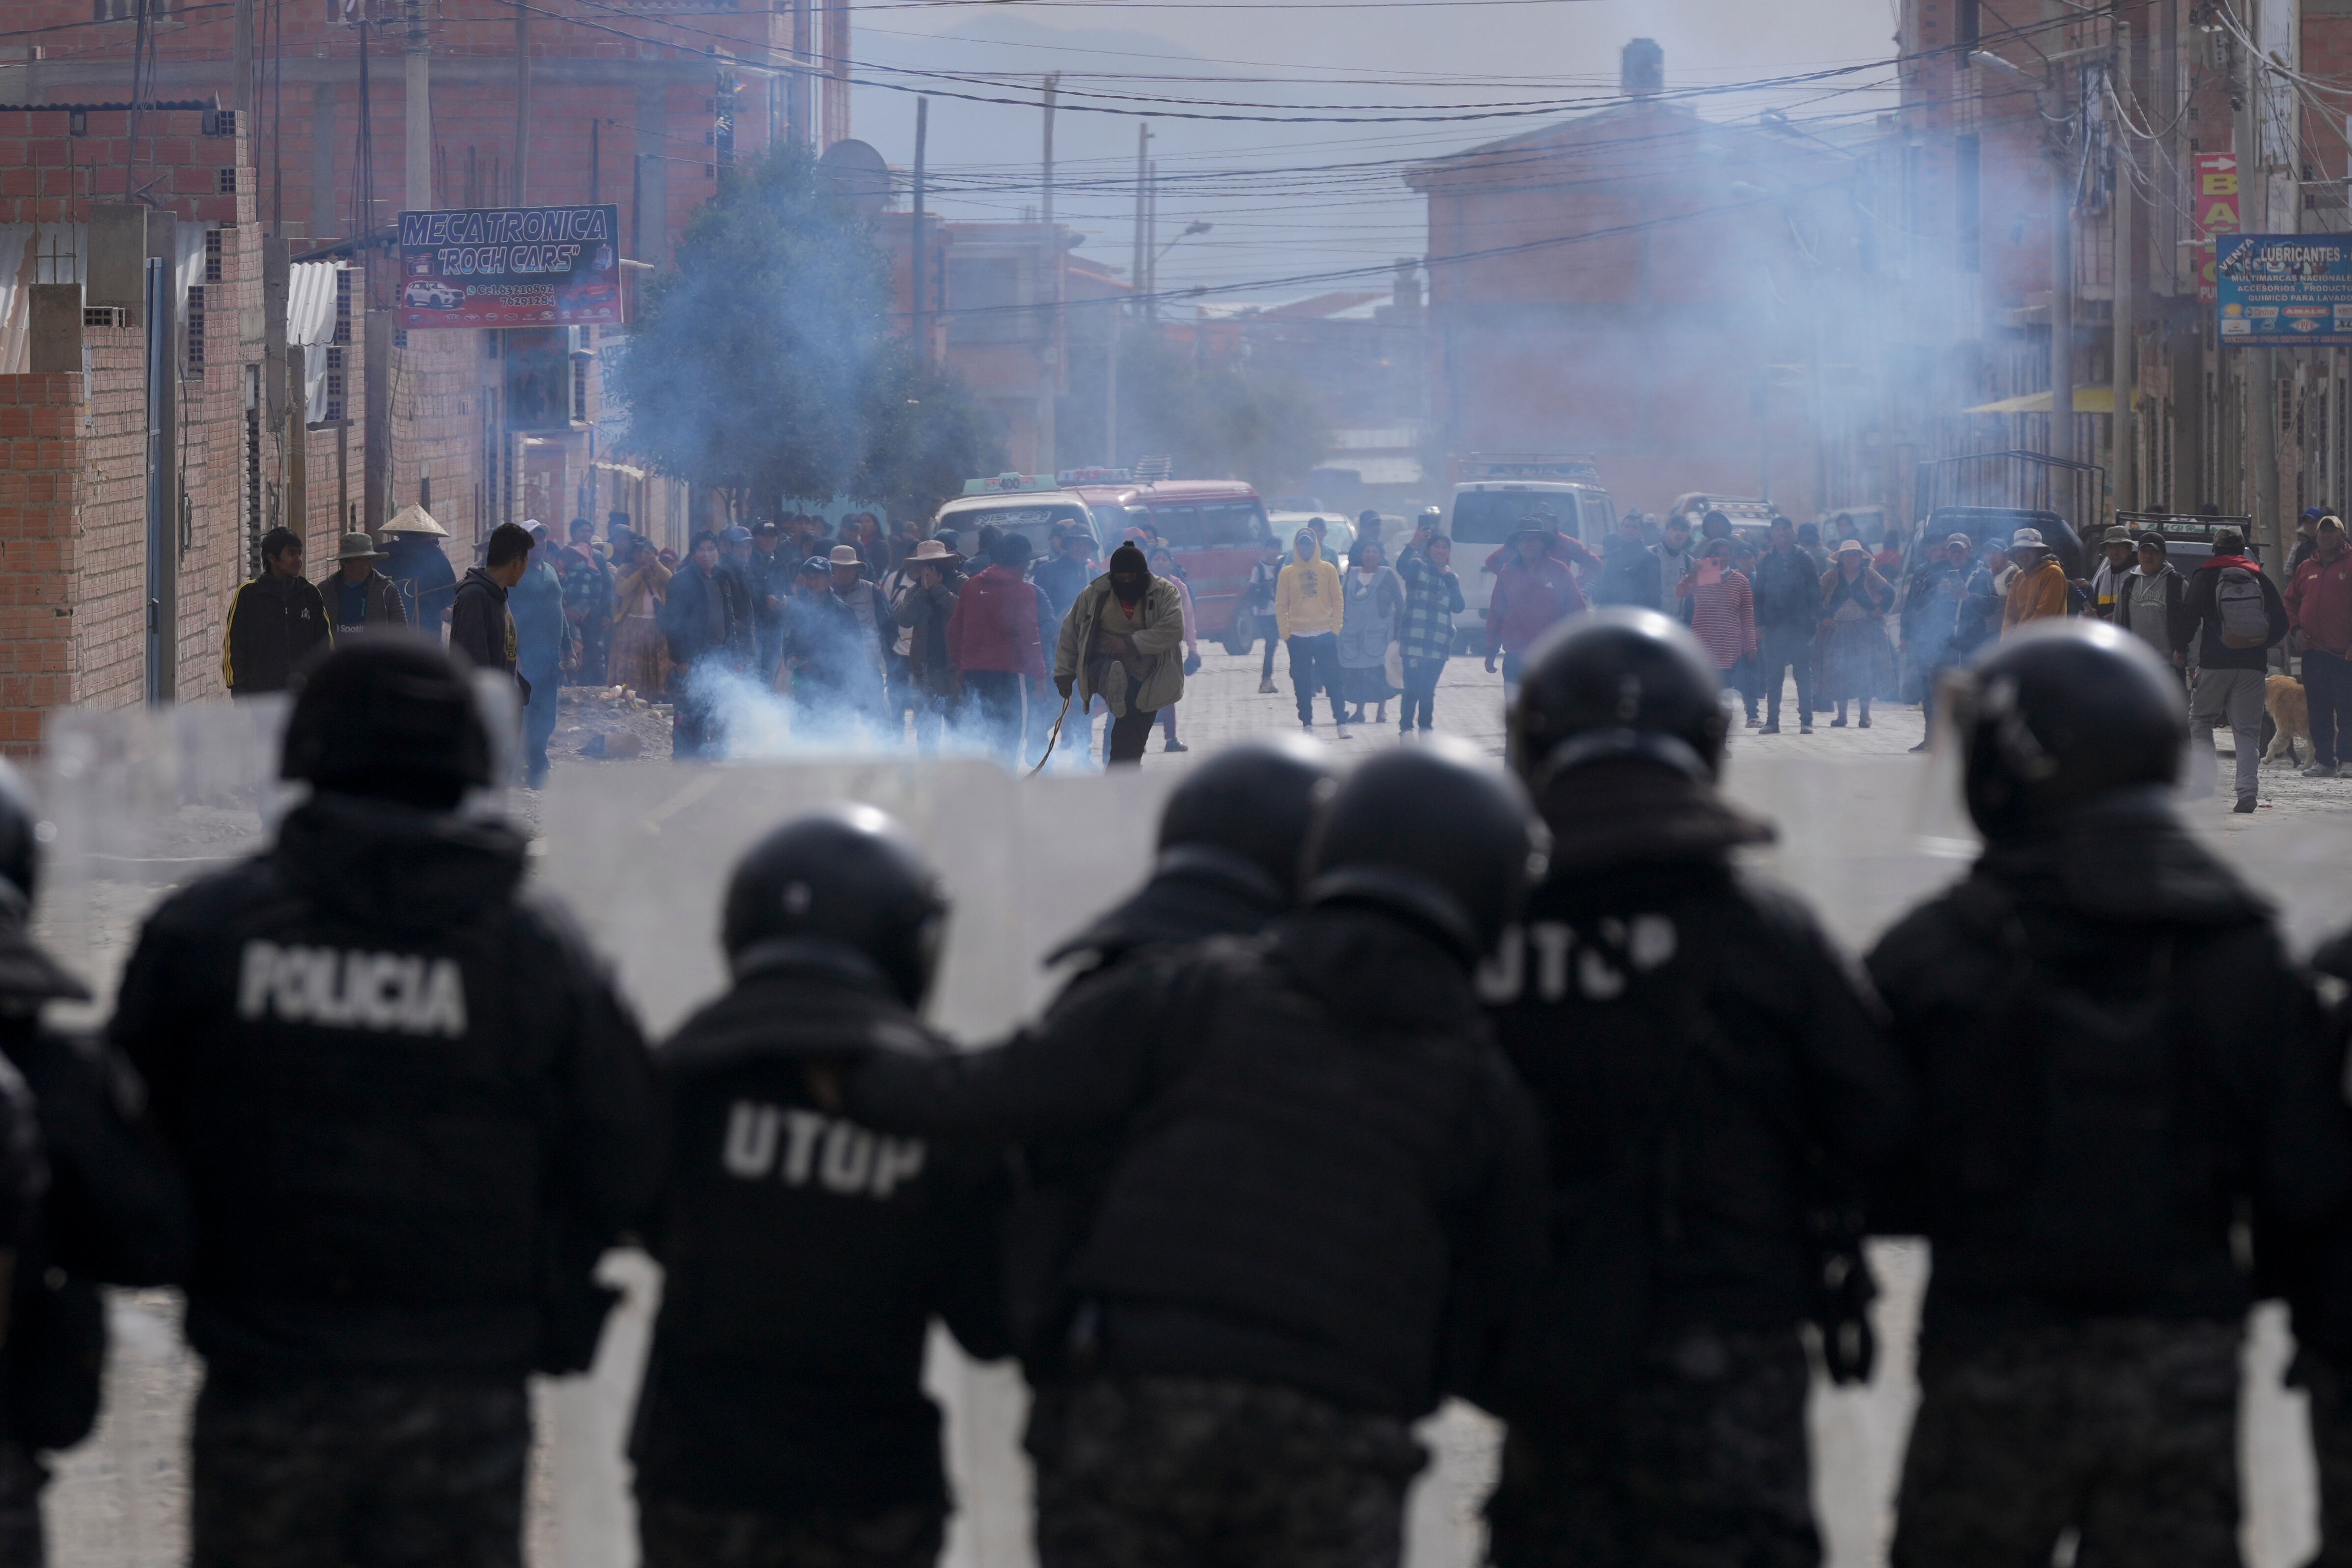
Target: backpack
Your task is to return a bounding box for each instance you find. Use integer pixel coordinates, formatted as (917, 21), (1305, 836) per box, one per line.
(2216, 566), (2271, 648)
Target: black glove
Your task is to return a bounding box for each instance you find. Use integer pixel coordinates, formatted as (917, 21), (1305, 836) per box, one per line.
(1182, 651), (1202, 676)
(1055, 674), (1074, 700)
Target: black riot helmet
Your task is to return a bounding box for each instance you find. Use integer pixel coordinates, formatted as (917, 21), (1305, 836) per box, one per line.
(1509, 607), (1729, 787)
(1952, 618), (2186, 840)
(280, 639), (493, 810)
(1155, 734), (1338, 902)
(1302, 737), (1549, 965)
(722, 804), (949, 1008)
(0, 760), (39, 913)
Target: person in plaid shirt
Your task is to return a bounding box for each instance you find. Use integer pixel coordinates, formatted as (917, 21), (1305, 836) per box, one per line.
(1397, 533), (1465, 733)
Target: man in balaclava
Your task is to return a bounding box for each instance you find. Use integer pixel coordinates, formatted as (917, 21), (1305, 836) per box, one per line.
(1052, 541), (1188, 766)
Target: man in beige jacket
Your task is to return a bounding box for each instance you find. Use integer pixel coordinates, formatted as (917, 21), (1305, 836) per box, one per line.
(1275, 528), (1349, 737)
(1055, 542), (1188, 765)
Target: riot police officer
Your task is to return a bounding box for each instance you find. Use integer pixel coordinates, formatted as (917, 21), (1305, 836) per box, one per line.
(1869, 619), (2352, 1568)
(1483, 607), (1909, 1568)
(849, 741), (1549, 1568)
(631, 806), (1006, 1568)
(1001, 735), (1339, 1372)
(109, 640), (662, 1568)
(1043, 733), (1335, 991)
(0, 759), (187, 1568)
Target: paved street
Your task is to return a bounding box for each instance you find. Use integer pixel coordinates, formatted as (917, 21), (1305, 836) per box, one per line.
(1123, 642), (2352, 825)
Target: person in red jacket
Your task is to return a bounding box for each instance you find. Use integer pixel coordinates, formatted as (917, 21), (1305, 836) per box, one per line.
(2289, 514), (2352, 777)
(947, 532), (1048, 762)
(1484, 525), (1596, 692)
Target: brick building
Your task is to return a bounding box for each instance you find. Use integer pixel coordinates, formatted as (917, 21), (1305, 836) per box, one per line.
(1892, 0), (2352, 555)
(1407, 41), (1900, 520)
(0, 104), (310, 742)
(5, 0), (861, 568)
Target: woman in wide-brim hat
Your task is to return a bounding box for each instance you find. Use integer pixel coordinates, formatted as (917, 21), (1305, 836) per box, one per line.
(1817, 539), (1896, 728)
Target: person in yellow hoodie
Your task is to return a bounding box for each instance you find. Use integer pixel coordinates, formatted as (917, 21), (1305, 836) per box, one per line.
(1275, 527), (1350, 736)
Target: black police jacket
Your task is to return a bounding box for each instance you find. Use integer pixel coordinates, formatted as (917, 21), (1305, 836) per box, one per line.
(222, 572), (331, 696)
(634, 946), (1004, 1514)
(110, 792), (663, 1382)
(1045, 848), (1287, 987)
(849, 904), (1548, 1420)
(0, 918), (187, 1453)
(1483, 760), (1909, 1409)
(1868, 789), (2352, 1348)
(994, 849), (1290, 1372)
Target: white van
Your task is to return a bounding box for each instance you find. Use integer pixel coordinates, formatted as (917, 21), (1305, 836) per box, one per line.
(1446, 479), (1618, 653)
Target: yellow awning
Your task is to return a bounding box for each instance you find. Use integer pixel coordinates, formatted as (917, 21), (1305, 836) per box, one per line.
(1963, 387), (2117, 416)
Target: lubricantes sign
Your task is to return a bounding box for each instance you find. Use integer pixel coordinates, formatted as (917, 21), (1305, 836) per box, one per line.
(395, 205), (623, 329)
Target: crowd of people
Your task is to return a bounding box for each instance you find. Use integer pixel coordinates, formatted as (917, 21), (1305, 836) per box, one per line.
(19, 614), (2352, 1568)
(214, 505), (1201, 774)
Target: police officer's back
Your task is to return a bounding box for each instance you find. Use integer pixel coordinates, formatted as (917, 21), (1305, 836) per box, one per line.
(1868, 620), (2352, 1568)
(1043, 735), (1335, 994)
(1480, 609), (1909, 1568)
(632, 808), (1004, 1568)
(849, 742), (1549, 1568)
(0, 761), (188, 1568)
(110, 640), (662, 1568)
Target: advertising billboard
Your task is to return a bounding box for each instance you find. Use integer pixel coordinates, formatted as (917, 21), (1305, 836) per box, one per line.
(2216, 233), (2352, 347)
(2193, 151), (2240, 304)
(395, 205), (623, 330)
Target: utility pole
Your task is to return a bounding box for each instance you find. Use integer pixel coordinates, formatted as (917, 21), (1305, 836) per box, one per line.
(513, 0), (531, 206)
(2046, 0), (2074, 468)
(1041, 74), (1057, 232)
(1130, 123), (1150, 324)
(2050, 160), (2075, 466)
(1145, 160), (1159, 324)
(2111, 19), (2136, 518)
(911, 96), (928, 367)
(233, 0), (254, 122)
(404, 0), (431, 215)
(1042, 74), (1060, 472)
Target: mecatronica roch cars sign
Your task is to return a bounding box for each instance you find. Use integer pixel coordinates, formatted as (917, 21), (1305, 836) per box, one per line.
(395, 205), (624, 330)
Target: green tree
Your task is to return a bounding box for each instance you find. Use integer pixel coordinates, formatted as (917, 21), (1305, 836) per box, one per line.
(611, 144), (1000, 517)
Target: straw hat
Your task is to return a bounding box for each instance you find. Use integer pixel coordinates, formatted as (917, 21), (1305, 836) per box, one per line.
(381, 503), (448, 538)
(828, 544), (863, 566)
(906, 538), (957, 563)
(1836, 539), (1868, 557)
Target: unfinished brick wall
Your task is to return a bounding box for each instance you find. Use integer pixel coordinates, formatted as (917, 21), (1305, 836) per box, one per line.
(0, 107), (267, 741)
(0, 375), (80, 753)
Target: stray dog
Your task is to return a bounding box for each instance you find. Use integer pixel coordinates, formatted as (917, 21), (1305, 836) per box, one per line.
(2266, 674), (2311, 766)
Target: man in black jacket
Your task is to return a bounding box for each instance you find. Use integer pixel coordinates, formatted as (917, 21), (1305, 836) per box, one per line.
(850, 742), (1549, 1568)
(2180, 526), (2290, 812)
(1483, 608), (1908, 1568)
(0, 759), (188, 1568)
(448, 521), (533, 689)
(223, 528), (332, 695)
(110, 640), (663, 1568)
(661, 532), (747, 759)
(1750, 516), (1821, 734)
(635, 807), (1002, 1568)
(1870, 620), (2352, 1568)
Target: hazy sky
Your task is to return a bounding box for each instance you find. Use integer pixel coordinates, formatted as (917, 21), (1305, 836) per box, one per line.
(845, 0), (1903, 304)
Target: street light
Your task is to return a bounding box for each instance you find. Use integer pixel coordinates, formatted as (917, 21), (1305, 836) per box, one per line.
(1157, 219), (1213, 265)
